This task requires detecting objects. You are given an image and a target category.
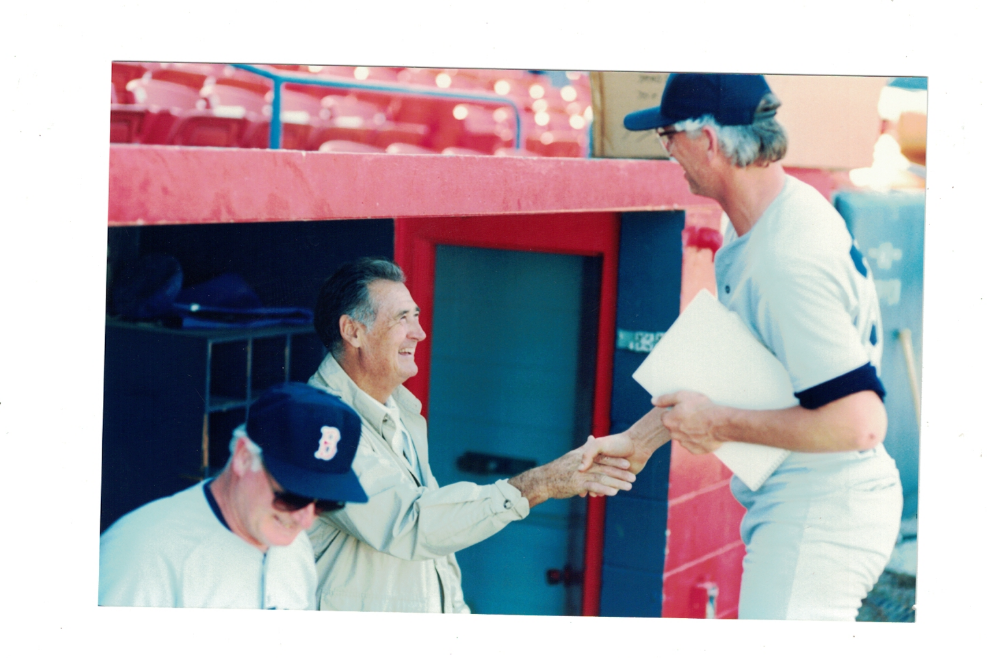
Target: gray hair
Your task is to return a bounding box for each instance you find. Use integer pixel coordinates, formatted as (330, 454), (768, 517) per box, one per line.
(229, 425), (263, 472)
(673, 93), (787, 167)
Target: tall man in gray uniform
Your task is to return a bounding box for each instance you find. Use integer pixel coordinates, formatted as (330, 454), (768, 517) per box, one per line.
(582, 73), (903, 620)
(307, 257), (635, 612)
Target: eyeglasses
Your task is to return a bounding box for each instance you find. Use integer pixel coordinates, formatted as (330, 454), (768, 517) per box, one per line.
(655, 126), (684, 152)
(264, 468), (346, 514)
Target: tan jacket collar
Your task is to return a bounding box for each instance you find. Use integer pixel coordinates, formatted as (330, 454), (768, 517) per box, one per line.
(309, 354), (422, 439)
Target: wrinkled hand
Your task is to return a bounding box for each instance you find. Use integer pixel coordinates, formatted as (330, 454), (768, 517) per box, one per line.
(509, 449), (634, 508)
(654, 390), (723, 455)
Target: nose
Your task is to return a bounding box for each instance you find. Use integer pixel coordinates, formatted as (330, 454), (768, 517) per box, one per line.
(291, 503), (317, 530)
(410, 316), (427, 341)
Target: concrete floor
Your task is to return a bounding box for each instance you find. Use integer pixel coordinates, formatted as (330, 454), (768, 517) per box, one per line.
(857, 516), (917, 622)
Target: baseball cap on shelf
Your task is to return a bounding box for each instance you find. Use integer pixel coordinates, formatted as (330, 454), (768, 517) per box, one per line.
(624, 73), (776, 131)
(246, 382), (368, 504)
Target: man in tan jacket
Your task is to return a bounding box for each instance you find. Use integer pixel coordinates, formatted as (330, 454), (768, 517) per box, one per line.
(307, 257), (634, 612)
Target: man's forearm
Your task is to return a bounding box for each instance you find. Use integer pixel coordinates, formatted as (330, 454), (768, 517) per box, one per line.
(708, 390), (887, 453)
(509, 449), (635, 508)
(575, 408), (671, 475)
(507, 467), (551, 509)
(624, 407), (672, 471)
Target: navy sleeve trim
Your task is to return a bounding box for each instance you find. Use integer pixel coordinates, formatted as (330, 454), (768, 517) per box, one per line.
(202, 478), (231, 531)
(795, 363), (886, 410)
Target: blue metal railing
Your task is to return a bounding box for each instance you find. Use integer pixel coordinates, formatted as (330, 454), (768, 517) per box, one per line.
(231, 64), (524, 151)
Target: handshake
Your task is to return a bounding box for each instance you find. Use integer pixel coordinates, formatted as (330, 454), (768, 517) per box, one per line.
(507, 391), (719, 507)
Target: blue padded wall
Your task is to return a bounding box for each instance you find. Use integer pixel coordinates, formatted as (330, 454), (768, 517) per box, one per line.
(600, 211), (684, 617)
(835, 190), (925, 519)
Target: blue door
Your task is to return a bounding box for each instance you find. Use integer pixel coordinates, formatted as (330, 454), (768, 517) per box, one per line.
(425, 245), (600, 615)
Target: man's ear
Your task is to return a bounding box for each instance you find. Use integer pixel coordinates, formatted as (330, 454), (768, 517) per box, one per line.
(231, 436), (253, 477)
(701, 126), (719, 160)
(339, 314), (364, 349)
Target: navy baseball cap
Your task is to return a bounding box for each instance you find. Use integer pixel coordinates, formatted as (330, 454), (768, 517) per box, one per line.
(247, 382), (368, 504)
(624, 73), (775, 131)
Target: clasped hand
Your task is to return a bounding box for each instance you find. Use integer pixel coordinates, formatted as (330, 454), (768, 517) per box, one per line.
(654, 390), (723, 455)
(577, 390), (724, 481)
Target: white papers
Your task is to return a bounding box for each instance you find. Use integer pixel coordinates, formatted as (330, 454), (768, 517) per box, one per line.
(632, 289), (795, 491)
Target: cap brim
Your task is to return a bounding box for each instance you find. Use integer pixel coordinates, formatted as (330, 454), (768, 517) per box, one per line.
(623, 106), (673, 131)
(264, 454), (370, 504)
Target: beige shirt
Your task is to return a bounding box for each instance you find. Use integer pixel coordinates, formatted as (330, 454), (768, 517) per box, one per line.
(366, 394), (422, 482)
(307, 354), (529, 612)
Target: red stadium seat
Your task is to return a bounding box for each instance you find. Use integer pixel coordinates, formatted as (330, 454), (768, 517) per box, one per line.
(107, 63), (593, 157)
(243, 90), (330, 150)
(280, 90), (330, 149)
(384, 70), (464, 140)
(112, 62), (149, 104)
(385, 143), (438, 154)
(129, 78), (204, 111)
(373, 122), (431, 149)
(203, 78), (272, 148)
(119, 78), (204, 144)
(306, 95), (390, 148)
(441, 146), (489, 156)
(162, 62), (227, 75)
(150, 68), (210, 91)
(125, 77), (252, 147)
(317, 140), (386, 153)
(204, 78), (270, 114)
(525, 129), (587, 157)
(306, 65), (357, 79)
(494, 146), (544, 157)
(307, 116), (386, 148)
(296, 68), (394, 107)
(165, 110), (252, 147)
(387, 95), (456, 130)
(521, 109), (588, 157)
(395, 68), (444, 88)
(109, 106), (147, 143)
(322, 95), (388, 121)
(453, 104), (516, 154)
(529, 137), (585, 158)
(357, 66), (401, 82)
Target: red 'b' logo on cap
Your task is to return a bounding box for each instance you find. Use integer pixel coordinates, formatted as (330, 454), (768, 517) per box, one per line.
(314, 426), (341, 461)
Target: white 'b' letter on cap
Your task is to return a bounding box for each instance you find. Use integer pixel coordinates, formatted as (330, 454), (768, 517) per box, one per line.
(314, 426), (342, 461)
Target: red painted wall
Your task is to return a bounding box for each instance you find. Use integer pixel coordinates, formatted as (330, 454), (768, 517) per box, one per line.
(661, 207), (747, 618)
(108, 145), (717, 226)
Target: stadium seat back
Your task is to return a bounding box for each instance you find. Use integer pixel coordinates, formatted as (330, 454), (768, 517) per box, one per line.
(167, 112), (250, 147)
(206, 79), (269, 114)
(130, 79), (204, 111)
(109, 106), (147, 143)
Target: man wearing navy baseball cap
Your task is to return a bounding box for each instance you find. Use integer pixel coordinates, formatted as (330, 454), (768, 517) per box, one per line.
(584, 73), (903, 620)
(99, 382), (367, 609)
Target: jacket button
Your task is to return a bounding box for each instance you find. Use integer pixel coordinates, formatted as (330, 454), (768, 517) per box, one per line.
(504, 500), (513, 509)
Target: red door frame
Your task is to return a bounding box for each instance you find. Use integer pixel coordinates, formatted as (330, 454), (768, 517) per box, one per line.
(394, 211), (620, 616)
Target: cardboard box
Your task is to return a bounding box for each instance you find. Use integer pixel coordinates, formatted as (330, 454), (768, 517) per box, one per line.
(591, 71), (670, 159)
(591, 71), (888, 170)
